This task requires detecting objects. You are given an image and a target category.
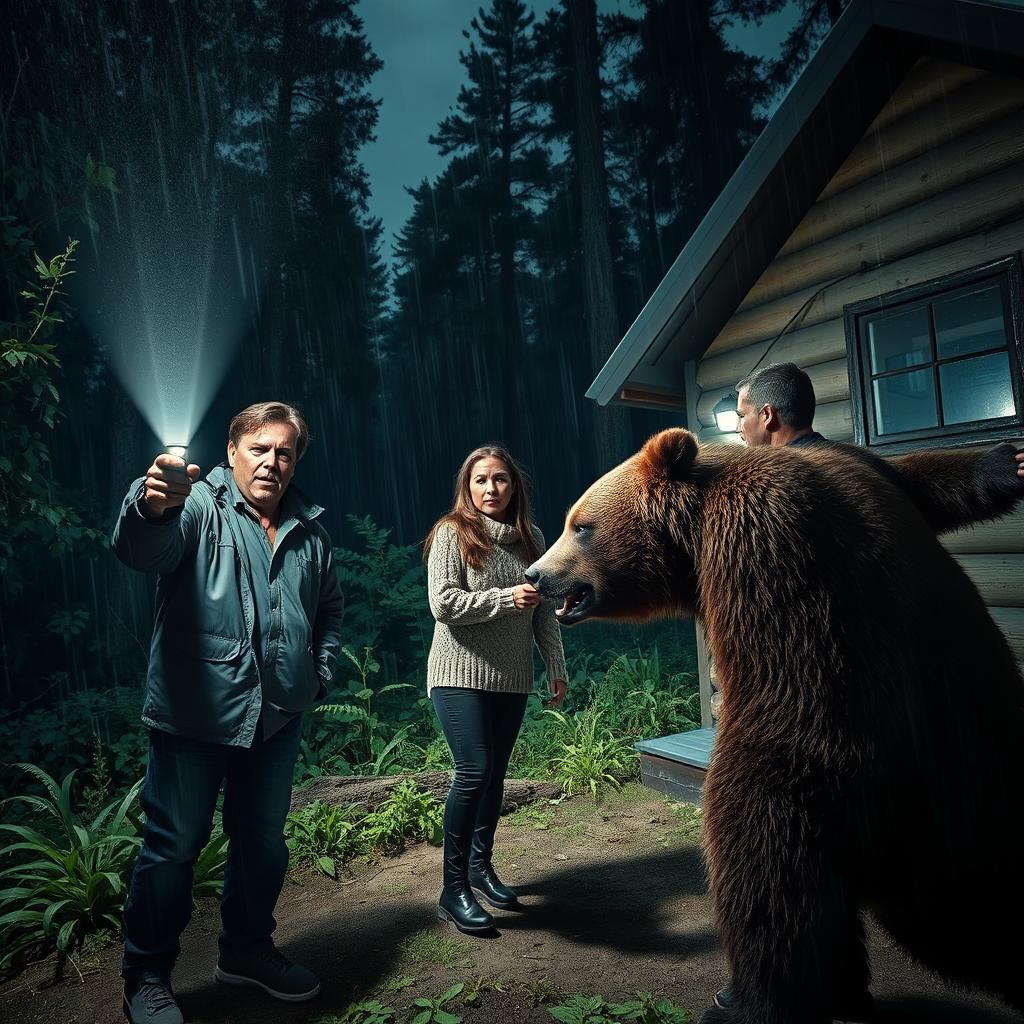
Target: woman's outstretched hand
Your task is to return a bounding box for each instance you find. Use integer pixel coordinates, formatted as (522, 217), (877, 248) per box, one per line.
(512, 583), (542, 609)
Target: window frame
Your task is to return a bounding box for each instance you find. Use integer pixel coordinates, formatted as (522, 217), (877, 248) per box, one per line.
(844, 254), (1024, 453)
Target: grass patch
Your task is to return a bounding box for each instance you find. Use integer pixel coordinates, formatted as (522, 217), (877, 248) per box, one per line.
(668, 801), (703, 843)
(523, 979), (566, 1006)
(398, 929), (475, 969)
(505, 802), (556, 829)
(603, 781), (657, 807)
(380, 973), (416, 994)
(462, 976), (508, 1005)
(549, 821), (589, 840)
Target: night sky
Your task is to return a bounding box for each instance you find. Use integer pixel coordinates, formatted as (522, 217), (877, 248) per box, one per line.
(358, 0), (802, 268)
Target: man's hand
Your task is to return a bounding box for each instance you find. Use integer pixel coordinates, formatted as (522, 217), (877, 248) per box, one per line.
(1016, 449), (1024, 480)
(142, 454), (201, 519)
(512, 583), (542, 609)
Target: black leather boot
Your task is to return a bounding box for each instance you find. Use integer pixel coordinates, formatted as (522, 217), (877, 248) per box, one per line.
(437, 883), (495, 934)
(469, 862), (520, 909)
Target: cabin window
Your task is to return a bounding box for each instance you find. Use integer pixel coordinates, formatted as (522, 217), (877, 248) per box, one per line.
(844, 256), (1024, 451)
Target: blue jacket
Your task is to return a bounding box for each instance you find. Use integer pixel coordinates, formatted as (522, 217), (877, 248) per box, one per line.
(112, 464), (345, 746)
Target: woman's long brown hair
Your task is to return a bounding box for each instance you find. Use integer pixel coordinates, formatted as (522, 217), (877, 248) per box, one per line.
(423, 445), (541, 571)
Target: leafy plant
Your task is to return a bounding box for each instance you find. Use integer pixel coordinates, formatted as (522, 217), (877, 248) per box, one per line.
(0, 240), (105, 581)
(0, 763), (142, 972)
(546, 706), (638, 801)
(78, 735), (114, 822)
(462, 975), (506, 1006)
(596, 649), (700, 738)
(409, 982), (464, 1024)
(317, 645), (415, 773)
(361, 781), (443, 852)
(334, 515), (432, 665)
(525, 979), (565, 1006)
(381, 973), (416, 993)
(285, 799), (365, 877)
(549, 992), (692, 1024)
(310, 1000), (397, 1024)
(0, 687), (145, 804)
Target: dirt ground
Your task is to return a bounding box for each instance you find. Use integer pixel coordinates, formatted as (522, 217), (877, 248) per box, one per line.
(1, 783), (1019, 1024)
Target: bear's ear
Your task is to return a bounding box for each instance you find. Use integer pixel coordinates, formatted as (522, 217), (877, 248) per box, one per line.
(639, 429), (698, 483)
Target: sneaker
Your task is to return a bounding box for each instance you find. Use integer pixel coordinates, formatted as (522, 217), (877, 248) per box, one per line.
(122, 974), (184, 1024)
(214, 943), (320, 1002)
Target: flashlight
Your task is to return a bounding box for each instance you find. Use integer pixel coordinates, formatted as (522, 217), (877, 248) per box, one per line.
(165, 444), (190, 485)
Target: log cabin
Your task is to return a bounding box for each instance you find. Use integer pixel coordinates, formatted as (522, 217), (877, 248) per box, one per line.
(586, 0), (1024, 802)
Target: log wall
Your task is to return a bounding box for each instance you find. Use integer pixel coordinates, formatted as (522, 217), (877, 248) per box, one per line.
(693, 58), (1024, 712)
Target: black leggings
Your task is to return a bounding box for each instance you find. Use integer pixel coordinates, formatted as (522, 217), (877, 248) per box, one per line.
(431, 687), (528, 888)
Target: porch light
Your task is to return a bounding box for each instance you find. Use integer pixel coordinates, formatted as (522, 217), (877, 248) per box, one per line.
(713, 392), (739, 433)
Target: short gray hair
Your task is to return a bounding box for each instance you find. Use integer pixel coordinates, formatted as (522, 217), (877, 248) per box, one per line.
(736, 363), (815, 429)
(228, 402), (310, 459)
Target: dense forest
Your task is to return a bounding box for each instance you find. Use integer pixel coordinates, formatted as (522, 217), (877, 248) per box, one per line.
(0, 0), (842, 710)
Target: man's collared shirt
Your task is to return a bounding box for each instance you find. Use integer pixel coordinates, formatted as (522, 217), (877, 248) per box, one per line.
(225, 473), (306, 740)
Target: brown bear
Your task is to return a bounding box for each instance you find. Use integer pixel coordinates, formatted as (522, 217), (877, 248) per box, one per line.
(526, 429), (1024, 1024)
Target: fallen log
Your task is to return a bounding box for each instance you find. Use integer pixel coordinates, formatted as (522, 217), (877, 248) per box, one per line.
(290, 772), (562, 815)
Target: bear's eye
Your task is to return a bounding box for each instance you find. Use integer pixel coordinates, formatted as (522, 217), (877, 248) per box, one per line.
(573, 523), (593, 536)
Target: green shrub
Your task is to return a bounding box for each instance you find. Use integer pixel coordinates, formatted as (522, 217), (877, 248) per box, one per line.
(317, 645), (415, 775)
(333, 515), (432, 673)
(0, 687), (145, 803)
(311, 1000), (397, 1024)
(546, 706), (637, 801)
(285, 800), (365, 877)
(409, 982), (464, 1024)
(0, 763), (142, 971)
(362, 780), (443, 852)
(594, 648), (700, 739)
(549, 992), (692, 1024)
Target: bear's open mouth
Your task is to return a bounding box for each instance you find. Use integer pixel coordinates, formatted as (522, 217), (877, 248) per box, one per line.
(554, 584), (594, 625)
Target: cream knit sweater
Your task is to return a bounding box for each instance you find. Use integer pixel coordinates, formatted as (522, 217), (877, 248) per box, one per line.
(426, 515), (567, 694)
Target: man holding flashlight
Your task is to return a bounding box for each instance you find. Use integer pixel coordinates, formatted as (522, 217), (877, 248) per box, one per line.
(112, 401), (344, 1024)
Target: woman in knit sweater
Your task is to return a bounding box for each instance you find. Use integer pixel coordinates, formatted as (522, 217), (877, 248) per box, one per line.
(423, 445), (567, 935)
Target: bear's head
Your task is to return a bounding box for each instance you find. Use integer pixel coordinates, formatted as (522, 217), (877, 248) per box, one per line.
(526, 428), (707, 625)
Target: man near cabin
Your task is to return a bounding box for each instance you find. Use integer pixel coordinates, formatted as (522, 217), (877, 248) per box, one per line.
(734, 361), (834, 449)
(735, 362), (1024, 480)
(112, 401), (344, 1024)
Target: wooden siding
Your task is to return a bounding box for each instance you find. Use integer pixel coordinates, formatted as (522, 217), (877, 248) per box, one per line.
(692, 57), (1024, 725)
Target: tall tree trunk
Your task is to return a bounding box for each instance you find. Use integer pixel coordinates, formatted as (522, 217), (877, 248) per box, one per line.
(498, 30), (523, 449)
(567, 0), (631, 470)
(260, 4), (298, 393)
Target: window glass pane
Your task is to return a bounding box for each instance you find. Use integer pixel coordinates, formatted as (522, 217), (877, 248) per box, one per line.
(939, 351), (1016, 425)
(873, 368), (938, 435)
(867, 307), (931, 374)
(934, 284), (1007, 360)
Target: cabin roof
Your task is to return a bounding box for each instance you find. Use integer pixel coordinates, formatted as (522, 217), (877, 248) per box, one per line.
(587, 0), (1024, 410)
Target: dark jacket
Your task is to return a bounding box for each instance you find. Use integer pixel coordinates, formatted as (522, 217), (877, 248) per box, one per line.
(112, 465), (345, 746)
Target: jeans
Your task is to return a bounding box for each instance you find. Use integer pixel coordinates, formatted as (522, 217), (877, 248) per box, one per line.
(121, 715), (302, 979)
(430, 687), (528, 889)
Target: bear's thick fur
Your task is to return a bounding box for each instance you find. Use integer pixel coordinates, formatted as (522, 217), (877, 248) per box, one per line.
(528, 430), (1024, 1024)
